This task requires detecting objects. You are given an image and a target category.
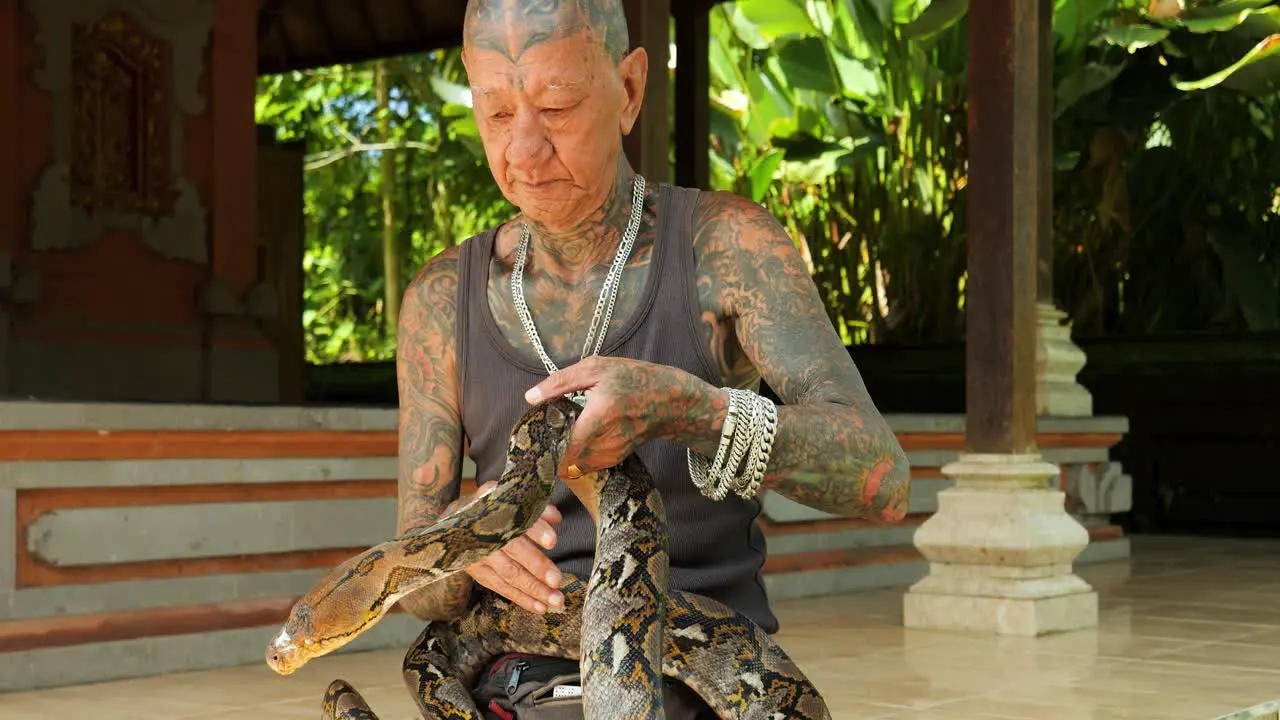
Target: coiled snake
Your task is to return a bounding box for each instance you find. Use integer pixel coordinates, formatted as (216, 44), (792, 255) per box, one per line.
(265, 397), (832, 719)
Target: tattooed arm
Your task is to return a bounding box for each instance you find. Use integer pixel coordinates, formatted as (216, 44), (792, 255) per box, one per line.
(691, 192), (910, 521)
(528, 192), (909, 522)
(393, 247), (473, 621)
(396, 246), (568, 619)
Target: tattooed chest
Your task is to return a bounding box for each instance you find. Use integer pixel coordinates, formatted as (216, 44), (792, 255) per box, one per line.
(486, 253), (653, 369)
(484, 237), (758, 390)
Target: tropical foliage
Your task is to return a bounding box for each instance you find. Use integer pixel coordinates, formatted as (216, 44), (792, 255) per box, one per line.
(255, 0), (1280, 363)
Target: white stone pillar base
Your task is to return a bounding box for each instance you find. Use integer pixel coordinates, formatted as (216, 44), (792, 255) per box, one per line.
(903, 453), (1099, 636)
(1036, 302), (1093, 417)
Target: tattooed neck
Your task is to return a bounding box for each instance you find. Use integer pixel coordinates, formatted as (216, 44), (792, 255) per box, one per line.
(521, 161), (642, 275)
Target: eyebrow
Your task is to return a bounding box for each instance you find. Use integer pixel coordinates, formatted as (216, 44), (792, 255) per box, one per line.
(471, 75), (586, 97)
(542, 77), (584, 91)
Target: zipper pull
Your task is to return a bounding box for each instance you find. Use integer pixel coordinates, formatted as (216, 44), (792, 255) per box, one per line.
(506, 661), (528, 696)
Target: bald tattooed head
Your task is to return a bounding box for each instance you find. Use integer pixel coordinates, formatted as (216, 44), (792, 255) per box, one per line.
(463, 0), (631, 64)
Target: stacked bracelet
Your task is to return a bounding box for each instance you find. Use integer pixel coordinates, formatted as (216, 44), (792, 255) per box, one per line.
(687, 387), (779, 501)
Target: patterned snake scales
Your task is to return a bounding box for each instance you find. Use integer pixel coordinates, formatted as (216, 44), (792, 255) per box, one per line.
(265, 397), (832, 719)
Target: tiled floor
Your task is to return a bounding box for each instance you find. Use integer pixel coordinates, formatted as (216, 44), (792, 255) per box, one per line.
(6, 534), (1280, 719)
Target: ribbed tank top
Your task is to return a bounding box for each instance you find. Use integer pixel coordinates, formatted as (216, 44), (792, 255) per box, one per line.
(455, 183), (777, 634)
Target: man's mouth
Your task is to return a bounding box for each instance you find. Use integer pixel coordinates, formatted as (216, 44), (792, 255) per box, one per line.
(519, 178), (567, 189)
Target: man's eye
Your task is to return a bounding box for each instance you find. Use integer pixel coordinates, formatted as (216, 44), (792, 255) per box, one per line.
(490, 111), (512, 120)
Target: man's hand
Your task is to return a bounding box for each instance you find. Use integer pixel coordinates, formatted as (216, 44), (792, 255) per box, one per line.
(524, 356), (729, 477)
(458, 480), (566, 614)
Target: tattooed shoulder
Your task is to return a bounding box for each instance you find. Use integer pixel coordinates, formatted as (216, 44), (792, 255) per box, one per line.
(395, 246), (465, 535)
(689, 189), (863, 406)
(687, 191), (796, 390)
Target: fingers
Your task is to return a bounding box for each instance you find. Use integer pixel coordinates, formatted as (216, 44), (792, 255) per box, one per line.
(527, 517), (558, 550)
(559, 411), (593, 473)
(467, 537), (564, 614)
(454, 480), (566, 614)
(540, 502), (562, 526)
(504, 536), (563, 597)
(558, 401), (611, 475)
(468, 562), (550, 614)
(525, 357), (603, 404)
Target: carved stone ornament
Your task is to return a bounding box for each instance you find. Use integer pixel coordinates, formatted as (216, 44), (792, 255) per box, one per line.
(24, 0), (214, 263)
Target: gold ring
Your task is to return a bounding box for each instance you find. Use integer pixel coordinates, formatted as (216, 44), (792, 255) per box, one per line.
(566, 464), (582, 479)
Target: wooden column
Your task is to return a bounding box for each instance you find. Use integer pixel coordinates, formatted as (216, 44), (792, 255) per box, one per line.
(963, 0), (1042, 454)
(622, 0), (670, 183)
(204, 0), (280, 403)
(0, 0), (18, 261)
(0, 0), (18, 394)
(902, 0), (1097, 637)
(674, 3), (709, 189)
(211, 0), (259, 295)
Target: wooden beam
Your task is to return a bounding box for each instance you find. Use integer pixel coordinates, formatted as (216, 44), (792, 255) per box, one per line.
(674, 4), (709, 189)
(963, 0), (1049, 454)
(309, 0), (339, 59)
(622, 0), (671, 183)
(356, 0), (381, 49)
(399, 0), (435, 47)
(258, 32), (462, 75)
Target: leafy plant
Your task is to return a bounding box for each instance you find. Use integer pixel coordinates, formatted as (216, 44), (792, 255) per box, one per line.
(256, 50), (512, 363)
(704, 0), (1280, 341)
(255, 0), (1280, 364)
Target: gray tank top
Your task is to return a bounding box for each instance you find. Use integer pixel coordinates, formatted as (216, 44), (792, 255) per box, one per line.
(455, 183), (777, 633)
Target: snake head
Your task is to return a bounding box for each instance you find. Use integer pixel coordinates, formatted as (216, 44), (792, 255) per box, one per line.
(265, 601), (319, 675)
(266, 549), (391, 675)
(267, 599), (362, 675)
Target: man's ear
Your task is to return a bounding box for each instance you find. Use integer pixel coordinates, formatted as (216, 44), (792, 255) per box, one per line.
(617, 47), (648, 136)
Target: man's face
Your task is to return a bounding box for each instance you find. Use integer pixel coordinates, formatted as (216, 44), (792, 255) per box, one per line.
(462, 29), (645, 230)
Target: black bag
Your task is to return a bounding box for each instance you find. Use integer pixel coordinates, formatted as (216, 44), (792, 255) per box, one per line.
(473, 653), (584, 719)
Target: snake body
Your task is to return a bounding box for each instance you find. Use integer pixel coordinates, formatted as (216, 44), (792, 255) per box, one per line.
(266, 397), (831, 719)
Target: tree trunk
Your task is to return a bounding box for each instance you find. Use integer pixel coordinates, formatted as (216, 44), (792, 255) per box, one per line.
(377, 60), (400, 334)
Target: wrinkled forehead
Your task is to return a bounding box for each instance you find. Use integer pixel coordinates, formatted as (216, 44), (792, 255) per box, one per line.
(470, 70), (591, 99)
(465, 41), (605, 98)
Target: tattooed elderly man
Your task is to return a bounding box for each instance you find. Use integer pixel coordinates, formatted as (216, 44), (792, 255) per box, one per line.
(394, 0), (910, 716)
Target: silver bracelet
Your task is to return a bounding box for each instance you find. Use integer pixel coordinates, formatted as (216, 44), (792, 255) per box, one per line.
(688, 390), (738, 497)
(736, 396), (778, 500)
(687, 387), (779, 501)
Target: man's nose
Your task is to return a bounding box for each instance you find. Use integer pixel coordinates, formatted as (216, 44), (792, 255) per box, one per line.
(506, 109), (553, 172)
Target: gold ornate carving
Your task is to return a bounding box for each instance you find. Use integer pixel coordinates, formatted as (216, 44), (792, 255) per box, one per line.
(25, 0), (212, 261)
(69, 12), (173, 217)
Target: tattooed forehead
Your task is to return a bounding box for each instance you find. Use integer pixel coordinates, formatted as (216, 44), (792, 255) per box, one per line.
(464, 0), (630, 63)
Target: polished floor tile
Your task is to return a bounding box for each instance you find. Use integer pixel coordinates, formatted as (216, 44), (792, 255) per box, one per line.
(4, 534), (1279, 718)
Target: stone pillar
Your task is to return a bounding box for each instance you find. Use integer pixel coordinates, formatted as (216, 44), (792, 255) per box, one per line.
(1031, 0), (1092, 419)
(622, 0), (670, 184)
(904, 455), (1096, 635)
(902, 0), (1098, 637)
(1036, 303), (1093, 416)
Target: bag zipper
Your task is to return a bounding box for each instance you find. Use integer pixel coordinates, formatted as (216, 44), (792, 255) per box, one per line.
(506, 660), (529, 696)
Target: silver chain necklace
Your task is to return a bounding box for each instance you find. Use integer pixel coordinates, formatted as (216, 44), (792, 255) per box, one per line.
(510, 174), (646, 406)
